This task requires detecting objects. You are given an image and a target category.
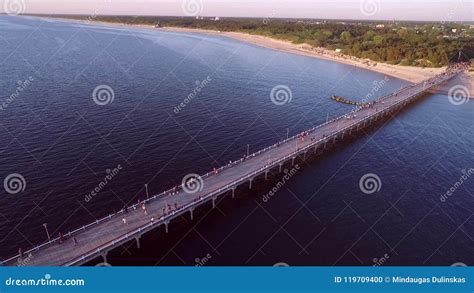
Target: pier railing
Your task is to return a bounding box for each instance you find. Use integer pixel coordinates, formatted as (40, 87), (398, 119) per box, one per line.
(2, 71), (458, 266)
(60, 72), (457, 266)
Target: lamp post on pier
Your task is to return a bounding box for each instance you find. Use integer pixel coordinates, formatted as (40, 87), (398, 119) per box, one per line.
(42, 223), (50, 241)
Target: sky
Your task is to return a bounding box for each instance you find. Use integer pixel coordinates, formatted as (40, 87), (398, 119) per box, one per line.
(1, 0), (473, 21)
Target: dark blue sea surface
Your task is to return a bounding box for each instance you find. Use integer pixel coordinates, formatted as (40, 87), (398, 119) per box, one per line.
(0, 16), (472, 266)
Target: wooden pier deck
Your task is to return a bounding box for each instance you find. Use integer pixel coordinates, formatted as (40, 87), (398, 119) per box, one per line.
(2, 70), (460, 266)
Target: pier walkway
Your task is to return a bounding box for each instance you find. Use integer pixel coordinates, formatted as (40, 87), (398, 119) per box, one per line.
(2, 69), (460, 266)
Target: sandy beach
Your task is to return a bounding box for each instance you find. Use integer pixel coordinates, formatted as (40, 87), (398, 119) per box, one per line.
(49, 18), (473, 90)
(159, 27), (449, 84)
(163, 27), (474, 95)
(467, 72), (474, 98)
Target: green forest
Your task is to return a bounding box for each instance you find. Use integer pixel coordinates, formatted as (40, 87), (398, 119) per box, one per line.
(59, 16), (474, 68)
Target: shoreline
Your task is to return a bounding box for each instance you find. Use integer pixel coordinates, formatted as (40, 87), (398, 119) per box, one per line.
(160, 26), (446, 84)
(75, 19), (446, 83)
(44, 17), (473, 90)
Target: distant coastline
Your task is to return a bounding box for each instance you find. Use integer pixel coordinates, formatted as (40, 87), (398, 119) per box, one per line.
(160, 26), (445, 83)
(43, 17), (474, 89)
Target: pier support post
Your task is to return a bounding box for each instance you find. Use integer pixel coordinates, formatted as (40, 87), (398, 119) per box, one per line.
(265, 170), (269, 180)
(279, 164), (283, 172)
(314, 145), (318, 154)
(102, 253), (107, 263)
(291, 157), (295, 166)
(136, 237), (141, 249)
(232, 187), (236, 199)
(212, 197), (216, 208)
(249, 179), (253, 189)
(303, 151), (307, 160)
(190, 208), (194, 220)
(165, 221), (170, 233)
(324, 141), (327, 149)
(333, 136), (337, 143)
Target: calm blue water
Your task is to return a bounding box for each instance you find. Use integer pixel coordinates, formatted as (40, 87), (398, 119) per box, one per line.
(0, 16), (472, 266)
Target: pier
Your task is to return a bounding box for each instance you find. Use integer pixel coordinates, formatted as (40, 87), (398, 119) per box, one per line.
(2, 69), (461, 266)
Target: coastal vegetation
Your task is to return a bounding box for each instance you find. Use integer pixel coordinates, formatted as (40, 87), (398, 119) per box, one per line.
(58, 16), (474, 68)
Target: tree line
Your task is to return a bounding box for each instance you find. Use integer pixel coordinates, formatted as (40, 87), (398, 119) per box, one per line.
(57, 15), (474, 68)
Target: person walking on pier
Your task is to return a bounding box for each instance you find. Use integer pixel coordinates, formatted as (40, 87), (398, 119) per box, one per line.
(141, 203), (148, 215)
(73, 237), (78, 246)
(122, 217), (127, 225)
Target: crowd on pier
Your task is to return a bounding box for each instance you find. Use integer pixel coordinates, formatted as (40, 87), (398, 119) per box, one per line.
(10, 64), (468, 265)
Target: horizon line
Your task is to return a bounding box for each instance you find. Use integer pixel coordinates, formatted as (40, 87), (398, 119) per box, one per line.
(4, 14), (474, 24)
